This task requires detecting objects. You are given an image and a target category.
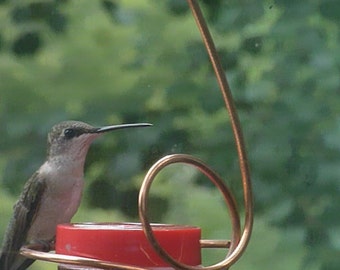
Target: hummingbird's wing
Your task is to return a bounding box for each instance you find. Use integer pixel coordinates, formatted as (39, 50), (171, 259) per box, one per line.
(0, 171), (46, 270)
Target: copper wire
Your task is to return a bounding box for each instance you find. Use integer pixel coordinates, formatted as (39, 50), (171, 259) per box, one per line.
(138, 155), (241, 270)
(138, 0), (253, 269)
(20, 245), (146, 270)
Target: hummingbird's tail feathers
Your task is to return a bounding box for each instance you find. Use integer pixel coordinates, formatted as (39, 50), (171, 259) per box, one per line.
(13, 257), (34, 270)
(0, 251), (7, 269)
(0, 206), (33, 270)
(0, 252), (34, 270)
(0, 175), (46, 270)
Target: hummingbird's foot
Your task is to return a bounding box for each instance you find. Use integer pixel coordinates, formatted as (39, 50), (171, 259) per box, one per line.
(29, 239), (53, 252)
(50, 237), (56, 250)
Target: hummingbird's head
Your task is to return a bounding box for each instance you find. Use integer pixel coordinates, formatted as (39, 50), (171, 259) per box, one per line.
(46, 120), (151, 164)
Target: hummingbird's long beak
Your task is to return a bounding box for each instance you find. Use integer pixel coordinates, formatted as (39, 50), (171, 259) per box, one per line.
(93, 123), (152, 134)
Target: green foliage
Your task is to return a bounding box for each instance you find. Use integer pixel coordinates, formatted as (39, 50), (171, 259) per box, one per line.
(0, 0), (339, 269)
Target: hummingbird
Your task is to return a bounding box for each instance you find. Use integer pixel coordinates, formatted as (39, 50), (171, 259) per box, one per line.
(0, 120), (151, 270)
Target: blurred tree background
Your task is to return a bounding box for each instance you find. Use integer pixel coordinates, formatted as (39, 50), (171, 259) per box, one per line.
(0, 0), (339, 269)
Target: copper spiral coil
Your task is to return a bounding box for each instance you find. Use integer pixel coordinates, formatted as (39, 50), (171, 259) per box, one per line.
(21, 0), (253, 269)
(139, 154), (241, 270)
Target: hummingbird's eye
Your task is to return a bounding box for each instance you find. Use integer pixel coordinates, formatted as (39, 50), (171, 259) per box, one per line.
(64, 128), (76, 139)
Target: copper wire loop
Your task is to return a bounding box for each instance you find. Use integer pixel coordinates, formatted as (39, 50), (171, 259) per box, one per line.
(139, 154), (241, 270)
(20, 0), (253, 269)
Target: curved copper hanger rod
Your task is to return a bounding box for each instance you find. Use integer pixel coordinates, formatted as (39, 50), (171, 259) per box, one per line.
(138, 1), (253, 269)
(188, 0), (254, 262)
(188, 1), (253, 226)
